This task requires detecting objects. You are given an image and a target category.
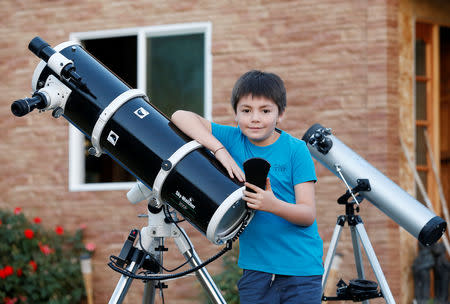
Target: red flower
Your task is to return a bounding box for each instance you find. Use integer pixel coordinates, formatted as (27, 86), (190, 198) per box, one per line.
(29, 260), (37, 272)
(14, 207), (22, 215)
(33, 217), (42, 224)
(0, 219), (2, 226)
(4, 297), (18, 304)
(24, 229), (34, 239)
(16, 268), (23, 277)
(85, 242), (96, 252)
(0, 268), (6, 279)
(55, 226), (64, 235)
(39, 243), (54, 255)
(3, 266), (14, 277)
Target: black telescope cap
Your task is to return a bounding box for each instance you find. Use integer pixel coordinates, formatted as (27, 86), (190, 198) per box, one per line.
(302, 123), (325, 142)
(244, 158), (271, 191)
(418, 216), (447, 247)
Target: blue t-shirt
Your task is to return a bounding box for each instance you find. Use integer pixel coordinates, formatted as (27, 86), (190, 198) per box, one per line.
(212, 123), (324, 276)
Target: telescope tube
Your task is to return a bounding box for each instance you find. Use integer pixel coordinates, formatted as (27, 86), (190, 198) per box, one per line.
(20, 37), (250, 245)
(303, 124), (446, 246)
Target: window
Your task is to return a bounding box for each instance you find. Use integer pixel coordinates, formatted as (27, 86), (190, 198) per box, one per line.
(414, 22), (433, 205)
(414, 22), (450, 215)
(68, 23), (212, 191)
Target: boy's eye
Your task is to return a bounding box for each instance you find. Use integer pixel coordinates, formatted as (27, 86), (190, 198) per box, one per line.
(263, 109), (271, 113)
(242, 109), (250, 113)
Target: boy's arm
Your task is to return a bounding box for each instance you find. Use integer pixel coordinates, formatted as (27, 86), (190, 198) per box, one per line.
(244, 179), (316, 226)
(171, 110), (245, 182)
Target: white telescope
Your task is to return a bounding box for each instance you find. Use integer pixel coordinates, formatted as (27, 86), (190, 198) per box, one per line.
(302, 123), (446, 246)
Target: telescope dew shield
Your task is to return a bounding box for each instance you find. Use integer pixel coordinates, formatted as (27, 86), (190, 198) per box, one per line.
(25, 38), (251, 245)
(303, 124), (447, 246)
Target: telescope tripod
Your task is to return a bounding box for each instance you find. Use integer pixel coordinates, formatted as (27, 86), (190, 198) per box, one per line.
(108, 202), (227, 304)
(322, 178), (396, 304)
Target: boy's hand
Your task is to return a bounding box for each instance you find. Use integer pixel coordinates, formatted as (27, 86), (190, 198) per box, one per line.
(243, 178), (278, 212)
(214, 148), (245, 182)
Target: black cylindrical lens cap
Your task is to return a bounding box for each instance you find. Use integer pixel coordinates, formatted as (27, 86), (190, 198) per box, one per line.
(418, 216), (447, 246)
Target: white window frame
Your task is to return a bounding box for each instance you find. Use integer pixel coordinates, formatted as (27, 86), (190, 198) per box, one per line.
(68, 22), (212, 191)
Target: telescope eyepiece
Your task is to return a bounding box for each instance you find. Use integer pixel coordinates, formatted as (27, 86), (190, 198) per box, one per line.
(11, 92), (48, 117)
(28, 36), (55, 62)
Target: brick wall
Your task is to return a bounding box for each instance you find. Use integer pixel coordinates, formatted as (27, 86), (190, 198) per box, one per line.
(0, 0), (419, 303)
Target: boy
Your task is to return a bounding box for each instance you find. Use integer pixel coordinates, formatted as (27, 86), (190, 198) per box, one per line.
(171, 70), (323, 304)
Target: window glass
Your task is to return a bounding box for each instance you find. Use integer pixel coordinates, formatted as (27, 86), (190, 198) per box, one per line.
(83, 36), (137, 87)
(415, 39), (426, 76)
(147, 34), (204, 117)
(415, 81), (427, 120)
(82, 36), (137, 183)
(415, 126), (427, 166)
(416, 170), (428, 204)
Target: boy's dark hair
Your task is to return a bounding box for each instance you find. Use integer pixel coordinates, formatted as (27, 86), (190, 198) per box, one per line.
(230, 70), (286, 113)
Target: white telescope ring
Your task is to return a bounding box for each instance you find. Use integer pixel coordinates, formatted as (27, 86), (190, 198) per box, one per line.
(47, 52), (73, 77)
(207, 186), (252, 244)
(150, 142), (251, 244)
(91, 89), (149, 157)
(151, 140), (203, 206)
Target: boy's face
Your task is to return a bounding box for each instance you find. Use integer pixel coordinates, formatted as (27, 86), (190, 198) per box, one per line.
(235, 94), (284, 146)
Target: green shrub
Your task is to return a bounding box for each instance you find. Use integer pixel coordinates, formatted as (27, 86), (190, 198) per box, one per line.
(205, 244), (242, 304)
(0, 207), (91, 304)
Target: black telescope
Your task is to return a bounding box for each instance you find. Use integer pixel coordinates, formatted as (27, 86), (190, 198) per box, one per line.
(303, 123), (447, 246)
(12, 37), (251, 245)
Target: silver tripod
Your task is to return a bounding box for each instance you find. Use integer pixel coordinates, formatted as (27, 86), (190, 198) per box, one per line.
(108, 200), (226, 304)
(108, 140), (228, 303)
(322, 166), (396, 304)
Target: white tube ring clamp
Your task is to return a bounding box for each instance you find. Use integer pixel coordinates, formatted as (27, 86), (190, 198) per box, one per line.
(47, 52), (73, 76)
(90, 89), (149, 157)
(151, 140), (203, 208)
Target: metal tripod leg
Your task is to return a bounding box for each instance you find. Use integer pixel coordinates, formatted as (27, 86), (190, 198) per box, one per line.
(174, 227), (226, 304)
(109, 262), (139, 304)
(350, 225), (365, 280)
(109, 248), (146, 304)
(354, 221), (396, 304)
(142, 237), (164, 304)
(322, 215), (345, 291)
(350, 223), (369, 304)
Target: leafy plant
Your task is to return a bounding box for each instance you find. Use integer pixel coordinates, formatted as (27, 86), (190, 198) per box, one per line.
(0, 207), (93, 304)
(204, 244), (242, 304)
